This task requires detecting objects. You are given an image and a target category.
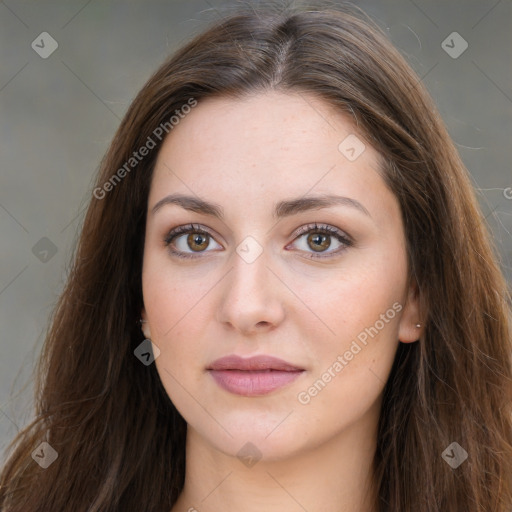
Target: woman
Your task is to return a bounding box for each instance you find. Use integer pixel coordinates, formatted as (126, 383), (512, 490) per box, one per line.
(1, 1), (511, 511)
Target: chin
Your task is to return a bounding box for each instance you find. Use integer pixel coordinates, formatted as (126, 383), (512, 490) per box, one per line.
(192, 407), (316, 461)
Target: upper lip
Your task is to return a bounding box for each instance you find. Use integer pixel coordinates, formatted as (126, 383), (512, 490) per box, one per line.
(207, 355), (304, 371)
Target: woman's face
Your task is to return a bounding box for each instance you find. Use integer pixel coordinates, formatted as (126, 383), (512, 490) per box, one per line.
(141, 91), (420, 460)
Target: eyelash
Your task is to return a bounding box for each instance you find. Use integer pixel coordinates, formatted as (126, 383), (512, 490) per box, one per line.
(163, 222), (353, 260)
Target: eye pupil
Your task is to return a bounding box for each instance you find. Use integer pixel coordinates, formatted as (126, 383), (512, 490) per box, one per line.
(188, 233), (209, 251)
(308, 233), (331, 252)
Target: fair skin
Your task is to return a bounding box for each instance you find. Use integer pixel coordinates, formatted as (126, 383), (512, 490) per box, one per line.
(140, 91), (421, 512)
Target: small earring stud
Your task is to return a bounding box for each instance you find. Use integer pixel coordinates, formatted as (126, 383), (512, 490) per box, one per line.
(139, 318), (147, 324)
(415, 323), (421, 328)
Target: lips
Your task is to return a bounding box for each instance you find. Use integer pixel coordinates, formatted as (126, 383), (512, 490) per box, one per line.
(207, 355), (305, 396)
(208, 355), (303, 372)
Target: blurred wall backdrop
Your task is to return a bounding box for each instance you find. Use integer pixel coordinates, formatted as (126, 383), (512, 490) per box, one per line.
(1, 0), (511, 462)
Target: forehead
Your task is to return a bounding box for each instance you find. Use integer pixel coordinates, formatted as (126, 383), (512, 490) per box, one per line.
(149, 91), (396, 223)
(156, 91), (363, 168)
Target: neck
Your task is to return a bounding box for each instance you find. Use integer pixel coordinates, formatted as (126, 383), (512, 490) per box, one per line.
(171, 411), (379, 512)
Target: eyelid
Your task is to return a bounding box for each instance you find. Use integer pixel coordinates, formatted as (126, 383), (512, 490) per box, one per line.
(290, 223), (353, 243)
(163, 223), (217, 245)
(286, 222), (353, 259)
(163, 223), (222, 259)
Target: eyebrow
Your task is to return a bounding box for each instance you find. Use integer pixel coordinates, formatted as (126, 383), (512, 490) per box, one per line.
(151, 193), (371, 220)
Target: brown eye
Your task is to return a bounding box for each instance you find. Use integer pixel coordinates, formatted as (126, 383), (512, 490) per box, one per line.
(187, 233), (210, 252)
(288, 223), (353, 259)
(163, 224), (223, 259)
(307, 233), (331, 252)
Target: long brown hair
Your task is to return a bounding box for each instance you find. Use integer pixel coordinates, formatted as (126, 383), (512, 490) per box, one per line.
(1, 1), (511, 510)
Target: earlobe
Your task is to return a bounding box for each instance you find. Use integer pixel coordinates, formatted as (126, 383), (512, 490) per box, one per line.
(398, 280), (423, 343)
(140, 308), (151, 339)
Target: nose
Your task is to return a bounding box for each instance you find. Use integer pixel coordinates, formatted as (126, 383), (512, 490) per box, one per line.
(216, 247), (286, 335)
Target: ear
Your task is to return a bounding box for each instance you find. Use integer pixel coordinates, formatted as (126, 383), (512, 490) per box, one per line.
(140, 307), (152, 339)
(398, 279), (423, 343)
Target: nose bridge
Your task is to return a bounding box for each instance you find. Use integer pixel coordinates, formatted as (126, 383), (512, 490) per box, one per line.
(230, 238), (272, 300)
(216, 236), (285, 332)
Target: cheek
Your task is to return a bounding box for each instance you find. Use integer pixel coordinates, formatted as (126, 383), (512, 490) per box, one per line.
(142, 248), (217, 340)
(143, 269), (211, 419)
(141, 249), (223, 360)
(305, 255), (405, 343)
(295, 280), (401, 428)
(143, 279), (209, 369)
(141, 263), (210, 411)
(295, 249), (405, 395)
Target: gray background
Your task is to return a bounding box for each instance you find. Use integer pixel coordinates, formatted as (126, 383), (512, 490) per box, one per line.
(1, 0), (511, 464)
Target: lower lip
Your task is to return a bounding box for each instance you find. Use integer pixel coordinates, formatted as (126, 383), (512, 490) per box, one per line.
(208, 369), (304, 396)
